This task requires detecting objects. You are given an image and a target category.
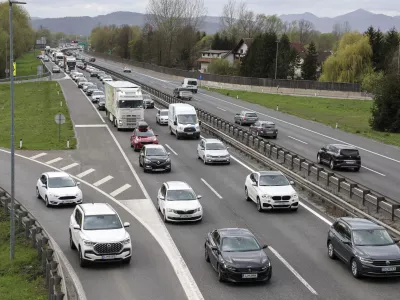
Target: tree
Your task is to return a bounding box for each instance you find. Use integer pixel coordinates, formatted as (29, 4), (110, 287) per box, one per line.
(289, 53), (302, 79)
(220, 0), (241, 41)
(370, 74), (400, 132)
(276, 34), (296, 79)
(298, 19), (315, 44)
(364, 26), (385, 72)
(316, 33), (336, 51)
(208, 58), (239, 75)
(332, 21), (351, 40)
(262, 15), (284, 35)
(361, 70), (384, 93)
(302, 41), (318, 80)
(320, 32), (373, 83)
(382, 28), (400, 73)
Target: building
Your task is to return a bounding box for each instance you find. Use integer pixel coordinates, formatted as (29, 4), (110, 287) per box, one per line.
(229, 38), (254, 64)
(290, 42), (307, 79)
(197, 50), (231, 72)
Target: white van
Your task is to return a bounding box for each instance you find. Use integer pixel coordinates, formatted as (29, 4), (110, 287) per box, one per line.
(168, 103), (201, 139)
(182, 78), (198, 93)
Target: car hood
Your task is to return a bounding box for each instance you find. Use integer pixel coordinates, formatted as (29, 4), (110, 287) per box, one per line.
(165, 199), (201, 210)
(355, 244), (400, 260)
(82, 228), (129, 243)
(257, 185), (295, 196)
(205, 149), (229, 156)
(136, 136), (158, 142)
(159, 115), (168, 119)
(48, 186), (80, 196)
(92, 95), (105, 98)
(222, 250), (269, 267)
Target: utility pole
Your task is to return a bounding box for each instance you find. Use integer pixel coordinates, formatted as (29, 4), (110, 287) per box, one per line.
(274, 40), (280, 80)
(397, 42), (400, 76)
(5, 38), (8, 79)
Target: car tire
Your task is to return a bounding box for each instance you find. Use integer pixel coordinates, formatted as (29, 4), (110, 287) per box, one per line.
(205, 245), (210, 262)
(203, 156), (207, 165)
(317, 154), (321, 164)
(170, 127), (174, 135)
(327, 241), (336, 259)
(69, 230), (76, 250)
(36, 187), (42, 199)
(45, 196), (50, 207)
(354, 167), (360, 172)
(329, 160), (335, 170)
(217, 264), (225, 282)
(163, 210), (168, 223)
(157, 200), (161, 212)
(257, 197), (263, 212)
(176, 133), (180, 140)
(79, 248), (87, 268)
(166, 168), (171, 173)
(291, 207), (298, 212)
(245, 187), (251, 201)
(351, 258), (361, 278)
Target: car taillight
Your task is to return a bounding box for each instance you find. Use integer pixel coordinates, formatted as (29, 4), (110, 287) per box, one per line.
(243, 116), (246, 120)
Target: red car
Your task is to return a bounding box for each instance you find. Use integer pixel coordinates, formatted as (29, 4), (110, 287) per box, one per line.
(130, 122), (159, 151)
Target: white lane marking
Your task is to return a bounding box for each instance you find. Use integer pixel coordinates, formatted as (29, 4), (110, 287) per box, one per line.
(76, 168), (95, 178)
(288, 136), (308, 145)
(45, 157), (63, 164)
(217, 106), (226, 111)
(361, 166), (386, 177)
(93, 175), (113, 187)
(61, 162), (79, 171)
(269, 246), (318, 295)
(30, 152), (47, 159)
(200, 178), (223, 199)
(199, 92), (400, 164)
(110, 184), (131, 197)
(165, 144), (178, 156)
(75, 124), (107, 128)
(119, 199), (148, 201)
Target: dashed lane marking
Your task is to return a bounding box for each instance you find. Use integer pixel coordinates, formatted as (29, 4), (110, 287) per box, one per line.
(93, 175), (113, 187)
(76, 168), (95, 178)
(61, 162), (79, 171)
(45, 157), (63, 164)
(110, 184), (131, 197)
(30, 152), (47, 159)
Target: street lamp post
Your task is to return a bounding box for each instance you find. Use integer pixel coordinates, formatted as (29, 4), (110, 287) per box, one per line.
(274, 40), (280, 80)
(9, 0), (27, 260)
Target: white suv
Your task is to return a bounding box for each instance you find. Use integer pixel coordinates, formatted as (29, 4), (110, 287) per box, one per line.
(197, 138), (230, 164)
(244, 171), (299, 212)
(157, 181), (203, 222)
(69, 203), (132, 267)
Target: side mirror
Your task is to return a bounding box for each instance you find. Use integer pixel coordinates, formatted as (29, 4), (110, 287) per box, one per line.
(159, 195), (165, 200)
(252, 181), (257, 186)
(211, 246), (218, 251)
(174, 121), (177, 125)
(393, 238), (399, 243)
(289, 181), (294, 185)
(73, 224), (80, 230)
(76, 182), (80, 186)
(262, 244), (268, 249)
(123, 222), (130, 228)
(167, 152), (171, 155)
(140, 152), (144, 156)
(197, 195), (202, 199)
(226, 147), (230, 150)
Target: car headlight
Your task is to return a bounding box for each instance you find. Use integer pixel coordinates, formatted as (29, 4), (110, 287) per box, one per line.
(194, 207), (201, 212)
(48, 193), (57, 197)
(292, 193), (298, 199)
(121, 238), (131, 245)
(83, 240), (96, 246)
(223, 263), (236, 271)
(144, 158), (151, 163)
(261, 194), (272, 199)
(167, 208), (176, 213)
(358, 256), (373, 264)
(119, 120), (122, 124)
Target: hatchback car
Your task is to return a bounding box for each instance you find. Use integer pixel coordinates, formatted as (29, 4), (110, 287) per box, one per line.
(156, 109), (168, 125)
(327, 217), (400, 278)
(249, 121), (278, 138)
(52, 66), (61, 73)
(317, 144), (361, 171)
(205, 228), (272, 282)
(157, 181), (202, 222)
(197, 138), (230, 164)
(36, 171), (83, 207)
(139, 144), (171, 173)
(130, 122), (159, 151)
(234, 111), (258, 126)
(143, 94), (154, 108)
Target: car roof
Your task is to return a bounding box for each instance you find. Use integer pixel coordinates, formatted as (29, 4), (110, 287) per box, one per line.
(257, 170), (283, 176)
(159, 109), (168, 112)
(339, 217), (383, 230)
(78, 203), (117, 216)
(329, 144), (358, 150)
(165, 181), (192, 190)
(45, 171), (70, 178)
(218, 228), (254, 238)
(203, 138), (222, 144)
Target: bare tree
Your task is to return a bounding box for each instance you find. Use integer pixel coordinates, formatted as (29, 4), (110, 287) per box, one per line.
(263, 15), (284, 35)
(298, 19), (315, 44)
(332, 21), (351, 40)
(183, 0), (207, 30)
(220, 0), (239, 30)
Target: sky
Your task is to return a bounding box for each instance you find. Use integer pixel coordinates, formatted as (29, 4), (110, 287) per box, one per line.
(23, 0), (400, 19)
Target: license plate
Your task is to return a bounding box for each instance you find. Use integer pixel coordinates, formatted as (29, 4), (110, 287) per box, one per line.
(180, 215), (191, 218)
(102, 255), (116, 260)
(382, 267), (396, 272)
(242, 273), (258, 278)
(64, 201), (72, 203)
(346, 161), (355, 164)
(155, 168), (164, 171)
(267, 131), (274, 133)
(187, 132), (193, 135)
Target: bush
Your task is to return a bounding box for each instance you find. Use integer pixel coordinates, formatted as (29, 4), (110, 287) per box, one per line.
(361, 71), (384, 94)
(207, 59), (239, 76)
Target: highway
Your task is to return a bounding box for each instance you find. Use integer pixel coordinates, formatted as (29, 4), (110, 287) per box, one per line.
(85, 55), (400, 202)
(69, 63), (399, 300)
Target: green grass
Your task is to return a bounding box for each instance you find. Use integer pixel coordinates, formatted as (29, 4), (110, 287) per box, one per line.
(0, 82), (77, 150)
(0, 209), (47, 300)
(209, 88), (400, 147)
(15, 50), (43, 78)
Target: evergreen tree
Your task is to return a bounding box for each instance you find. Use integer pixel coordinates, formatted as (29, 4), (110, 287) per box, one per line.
(276, 34), (296, 79)
(261, 32), (278, 78)
(383, 28), (399, 73)
(289, 53), (302, 79)
(240, 34), (262, 76)
(364, 26), (385, 71)
(211, 32), (221, 49)
(301, 41), (318, 80)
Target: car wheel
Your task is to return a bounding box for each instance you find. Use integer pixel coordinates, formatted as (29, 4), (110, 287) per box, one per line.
(176, 133), (180, 140)
(36, 187), (42, 199)
(166, 168), (171, 173)
(317, 154), (321, 164)
(327, 241), (336, 259)
(203, 156), (207, 165)
(170, 127), (174, 135)
(354, 167), (360, 172)
(257, 197), (262, 212)
(79, 248), (87, 268)
(291, 207), (298, 212)
(45, 196), (50, 207)
(329, 160), (335, 170)
(204, 245), (210, 262)
(122, 257), (131, 264)
(69, 230), (76, 250)
(163, 210), (168, 223)
(245, 187), (251, 201)
(351, 258), (361, 278)
(217, 264), (225, 282)
(157, 200), (161, 212)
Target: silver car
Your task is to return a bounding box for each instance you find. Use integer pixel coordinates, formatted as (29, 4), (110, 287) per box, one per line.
(234, 111), (258, 126)
(91, 91), (105, 103)
(197, 138), (230, 164)
(156, 109), (168, 125)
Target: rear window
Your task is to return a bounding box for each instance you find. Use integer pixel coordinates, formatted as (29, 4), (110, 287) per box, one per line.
(340, 149), (359, 156)
(246, 113), (257, 117)
(188, 81), (197, 86)
(263, 123), (275, 128)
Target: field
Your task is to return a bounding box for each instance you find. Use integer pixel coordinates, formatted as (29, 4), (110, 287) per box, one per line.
(0, 82), (77, 150)
(0, 209), (47, 300)
(209, 88), (400, 147)
(15, 50), (43, 78)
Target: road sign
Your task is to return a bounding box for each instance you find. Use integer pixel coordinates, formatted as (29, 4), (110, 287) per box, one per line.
(13, 62), (16, 76)
(55, 113), (66, 124)
(199, 74), (203, 80)
(37, 65), (43, 76)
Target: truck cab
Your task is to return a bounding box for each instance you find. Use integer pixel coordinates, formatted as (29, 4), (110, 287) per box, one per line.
(181, 78), (198, 93)
(168, 103), (201, 139)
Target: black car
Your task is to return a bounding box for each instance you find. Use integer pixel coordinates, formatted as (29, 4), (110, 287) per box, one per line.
(90, 70), (99, 77)
(97, 99), (105, 111)
(249, 121), (278, 139)
(89, 57), (96, 62)
(205, 228), (272, 283)
(317, 144), (361, 171)
(139, 145), (171, 173)
(143, 94), (154, 108)
(327, 217), (400, 278)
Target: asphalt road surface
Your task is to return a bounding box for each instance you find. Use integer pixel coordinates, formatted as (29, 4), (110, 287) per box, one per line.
(85, 55), (400, 203)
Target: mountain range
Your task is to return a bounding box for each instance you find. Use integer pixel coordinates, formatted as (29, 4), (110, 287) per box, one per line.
(31, 9), (400, 36)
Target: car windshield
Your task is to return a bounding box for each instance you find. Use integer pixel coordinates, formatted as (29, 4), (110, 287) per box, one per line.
(136, 130), (154, 137)
(259, 174), (290, 186)
(160, 111), (168, 116)
(118, 100), (143, 108)
(340, 149), (359, 156)
(246, 113), (257, 117)
(188, 80), (197, 85)
(146, 148), (166, 156)
(177, 114), (197, 124)
(352, 229), (394, 246)
(166, 189), (196, 201)
(221, 236), (261, 252)
(48, 176), (76, 188)
(206, 142), (226, 150)
(83, 215), (122, 230)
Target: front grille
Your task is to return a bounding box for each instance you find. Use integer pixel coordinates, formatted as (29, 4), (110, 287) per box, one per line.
(272, 196), (291, 201)
(372, 260), (400, 266)
(141, 141), (153, 145)
(176, 210), (195, 214)
(184, 127), (196, 132)
(169, 216), (200, 221)
(235, 267), (263, 272)
(58, 196), (76, 200)
(94, 243), (123, 254)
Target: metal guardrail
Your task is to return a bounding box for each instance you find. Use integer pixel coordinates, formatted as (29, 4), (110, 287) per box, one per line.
(88, 62), (400, 235)
(0, 187), (67, 300)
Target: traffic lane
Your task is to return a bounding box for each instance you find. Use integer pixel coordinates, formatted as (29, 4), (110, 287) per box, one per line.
(42, 60), (66, 79)
(104, 111), (317, 300)
(144, 111), (400, 300)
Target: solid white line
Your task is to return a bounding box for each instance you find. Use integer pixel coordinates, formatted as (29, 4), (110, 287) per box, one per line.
(165, 144), (178, 155)
(119, 199), (148, 201)
(288, 136), (308, 144)
(76, 168), (95, 178)
(30, 152), (47, 159)
(93, 175), (113, 187)
(216, 106), (226, 111)
(361, 166), (386, 176)
(200, 178), (223, 199)
(110, 184), (131, 197)
(45, 157), (63, 164)
(75, 124), (107, 128)
(61, 162), (79, 171)
(269, 246), (318, 295)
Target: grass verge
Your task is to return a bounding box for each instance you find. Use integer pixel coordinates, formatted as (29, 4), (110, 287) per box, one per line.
(15, 50), (43, 78)
(0, 81), (77, 150)
(0, 209), (47, 300)
(209, 88), (400, 147)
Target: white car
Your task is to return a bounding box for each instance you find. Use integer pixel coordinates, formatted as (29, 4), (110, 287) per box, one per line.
(36, 171), (83, 207)
(244, 171), (299, 212)
(197, 138), (230, 164)
(91, 91), (105, 103)
(156, 109), (168, 125)
(103, 77), (113, 83)
(69, 203), (132, 267)
(82, 82), (95, 91)
(157, 181), (202, 223)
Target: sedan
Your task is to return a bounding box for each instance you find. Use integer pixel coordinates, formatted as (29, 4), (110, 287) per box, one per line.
(86, 87), (98, 96)
(36, 171), (83, 207)
(82, 82), (95, 92)
(77, 78), (88, 88)
(143, 94), (154, 108)
(205, 228), (272, 282)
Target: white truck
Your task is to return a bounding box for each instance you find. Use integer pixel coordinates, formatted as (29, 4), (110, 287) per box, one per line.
(168, 103), (201, 139)
(55, 52), (64, 64)
(182, 78), (198, 93)
(104, 81), (144, 130)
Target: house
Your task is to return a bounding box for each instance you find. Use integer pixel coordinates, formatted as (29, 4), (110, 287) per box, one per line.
(290, 42), (307, 79)
(197, 50), (231, 72)
(229, 38), (254, 64)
